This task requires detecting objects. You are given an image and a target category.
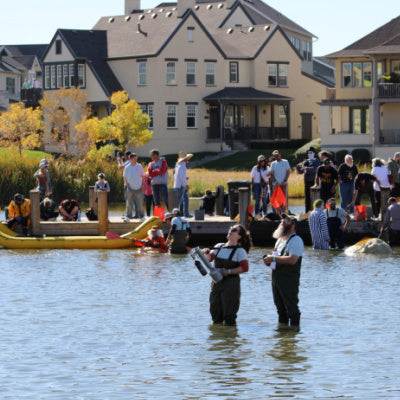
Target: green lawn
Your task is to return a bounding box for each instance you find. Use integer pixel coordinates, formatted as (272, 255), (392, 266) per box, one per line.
(0, 148), (52, 161)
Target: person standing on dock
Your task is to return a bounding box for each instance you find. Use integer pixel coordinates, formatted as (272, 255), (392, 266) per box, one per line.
(123, 154), (145, 221)
(174, 151), (193, 218)
(338, 154), (358, 214)
(325, 197), (350, 250)
(203, 224), (251, 326)
(314, 159), (338, 205)
(263, 214), (303, 328)
(351, 172), (379, 219)
(270, 150), (290, 214)
(308, 199), (330, 250)
(148, 149), (169, 210)
(251, 155), (270, 218)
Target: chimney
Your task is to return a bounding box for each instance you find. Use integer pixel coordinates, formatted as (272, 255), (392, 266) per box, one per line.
(178, 0), (195, 18)
(125, 0), (141, 14)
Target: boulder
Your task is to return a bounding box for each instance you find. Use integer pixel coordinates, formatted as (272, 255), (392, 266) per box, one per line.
(345, 238), (392, 255)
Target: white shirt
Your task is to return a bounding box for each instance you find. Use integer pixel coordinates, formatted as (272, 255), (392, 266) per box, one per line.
(174, 161), (188, 189)
(372, 165), (391, 191)
(251, 166), (269, 184)
(123, 163), (144, 190)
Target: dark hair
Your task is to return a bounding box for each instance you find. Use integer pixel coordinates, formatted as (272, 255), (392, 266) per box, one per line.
(257, 159), (267, 171)
(388, 197), (397, 204)
(235, 224), (252, 253)
(319, 151), (330, 159)
(129, 153), (137, 159)
(125, 151), (131, 157)
(150, 149), (159, 156)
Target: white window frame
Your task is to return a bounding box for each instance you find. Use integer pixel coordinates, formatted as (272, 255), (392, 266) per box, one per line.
(186, 62), (196, 85)
(167, 105), (177, 128)
(138, 62), (147, 85)
(229, 61), (238, 83)
(63, 65), (69, 87)
(268, 63), (288, 87)
(45, 66), (50, 89)
(6, 77), (15, 94)
(78, 64), (85, 87)
(140, 104), (154, 129)
(186, 105), (197, 128)
(69, 64), (74, 87)
(57, 65), (62, 88)
(342, 62), (372, 88)
(51, 65), (56, 89)
(206, 62), (216, 86)
(166, 61), (176, 85)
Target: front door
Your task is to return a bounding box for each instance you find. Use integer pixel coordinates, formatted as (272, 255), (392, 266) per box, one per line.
(301, 113), (313, 140)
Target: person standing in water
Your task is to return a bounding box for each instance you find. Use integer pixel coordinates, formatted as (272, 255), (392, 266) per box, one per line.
(202, 224), (251, 326)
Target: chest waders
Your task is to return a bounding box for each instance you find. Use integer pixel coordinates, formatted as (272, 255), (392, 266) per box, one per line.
(272, 234), (302, 326)
(169, 230), (188, 254)
(210, 246), (241, 325)
(326, 209), (344, 249)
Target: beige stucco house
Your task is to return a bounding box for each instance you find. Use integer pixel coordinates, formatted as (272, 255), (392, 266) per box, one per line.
(320, 15), (400, 159)
(41, 0), (333, 155)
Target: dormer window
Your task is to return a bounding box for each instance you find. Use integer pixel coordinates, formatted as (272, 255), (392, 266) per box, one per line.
(56, 40), (62, 55)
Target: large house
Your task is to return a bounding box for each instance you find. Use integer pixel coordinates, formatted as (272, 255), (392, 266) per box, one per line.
(41, 0), (333, 155)
(0, 44), (46, 111)
(320, 15), (400, 159)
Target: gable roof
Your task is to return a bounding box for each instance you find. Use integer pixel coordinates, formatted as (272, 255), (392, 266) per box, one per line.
(326, 15), (400, 58)
(93, 0), (313, 60)
(2, 44), (47, 61)
(44, 29), (123, 97)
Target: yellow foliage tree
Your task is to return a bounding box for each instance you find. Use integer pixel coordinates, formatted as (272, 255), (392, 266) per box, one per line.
(76, 90), (152, 158)
(0, 102), (44, 156)
(40, 87), (88, 155)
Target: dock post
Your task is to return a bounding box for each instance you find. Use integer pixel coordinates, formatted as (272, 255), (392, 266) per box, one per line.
(311, 187), (321, 206)
(89, 186), (97, 215)
(380, 187), (391, 220)
(215, 185), (225, 216)
(30, 189), (41, 236)
(168, 188), (179, 211)
(97, 191), (108, 235)
(239, 187), (250, 228)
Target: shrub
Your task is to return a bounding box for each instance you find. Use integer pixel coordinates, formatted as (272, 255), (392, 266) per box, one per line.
(334, 150), (348, 165)
(351, 148), (371, 164)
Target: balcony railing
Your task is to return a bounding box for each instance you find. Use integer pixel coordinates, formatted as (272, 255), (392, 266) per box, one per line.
(21, 88), (43, 105)
(379, 129), (400, 144)
(207, 126), (289, 141)
(378, 83), (400, 98)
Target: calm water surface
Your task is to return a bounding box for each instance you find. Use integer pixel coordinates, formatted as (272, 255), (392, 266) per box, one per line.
(1, 242), (400, 399)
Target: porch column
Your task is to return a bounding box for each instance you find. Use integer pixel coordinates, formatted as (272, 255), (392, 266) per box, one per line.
(371, 57), (379, 156)
(255, 105), (259, 139)
(219, 99), (223, 151)
(286, 102), (290, 139)
(271, 104), (275, 139)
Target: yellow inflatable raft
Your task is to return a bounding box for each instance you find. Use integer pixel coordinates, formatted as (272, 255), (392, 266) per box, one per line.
(0, 216), (162, 249)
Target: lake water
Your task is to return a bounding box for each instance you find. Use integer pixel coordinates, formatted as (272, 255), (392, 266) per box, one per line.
(1, 241), (400, 399)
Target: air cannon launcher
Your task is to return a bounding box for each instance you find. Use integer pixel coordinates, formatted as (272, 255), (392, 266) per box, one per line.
(190, 247), (223, 283)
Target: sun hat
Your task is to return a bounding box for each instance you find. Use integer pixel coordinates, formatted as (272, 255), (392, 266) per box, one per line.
(165, 213), (173, 220)
(257, 155), (266, 162)
(172, 208), (181, 215)
(272, 150), (280, 156)
(39, 159), (49, 169)
(14, 193), (24, 202)
(177, 151), (194, 163)
(98, 173), (105, 179)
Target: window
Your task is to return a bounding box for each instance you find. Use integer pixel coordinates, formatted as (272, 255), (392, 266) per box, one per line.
(302, 40), (308, 60)
(186, 62), (196, 85)
(206, 62), (215, 86)
(167, 105), (177, 128)
(63, 65), (69, 87)
(138, 62), (147, 85)
(6, 77), (15, 94)
(78, 64), (85, 87)
(342, 62), (372, 87)
(377, 62), (385, 82)
(51, 65), (56, 88)
(306, 41), (312, 61)
(57, 65), (62, 88)
(350, 107), (370, 134)
(140, 104), (153, 129)
(392, 60), (400, 74)
(45, 66), (50, 89)
(229, 61), (238, 83)
(186, 105), (196, 128)
(55, 40), (62, 54)
(69, 64), (75, 87)
(166, 61), (176, 85)
(295, 38), (300, 51)
(188, 28), (194, 42)
(268, 63), (288, 87)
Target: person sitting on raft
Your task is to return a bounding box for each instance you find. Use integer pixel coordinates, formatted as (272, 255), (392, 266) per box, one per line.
(7, 193), (31, 235)
(40, 197), (59, 221)
(166, 208), (192, 254)
(145, 226), (166, 246)
(59, 199), (80, 221)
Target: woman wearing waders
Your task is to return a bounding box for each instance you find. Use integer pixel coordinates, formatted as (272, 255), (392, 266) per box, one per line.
(202, 224), (252, 326)
(166, 208), (192, 254)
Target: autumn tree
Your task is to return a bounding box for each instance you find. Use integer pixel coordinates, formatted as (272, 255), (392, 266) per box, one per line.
(76, 90), (152, 158)
(40, 87), (88, 155)
(0, 102), (44, 156)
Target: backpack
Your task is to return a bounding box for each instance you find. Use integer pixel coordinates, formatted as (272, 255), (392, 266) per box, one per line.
(85, 207), (98, 221)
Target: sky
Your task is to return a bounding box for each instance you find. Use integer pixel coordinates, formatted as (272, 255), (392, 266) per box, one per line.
(1, 0), (400, 56)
